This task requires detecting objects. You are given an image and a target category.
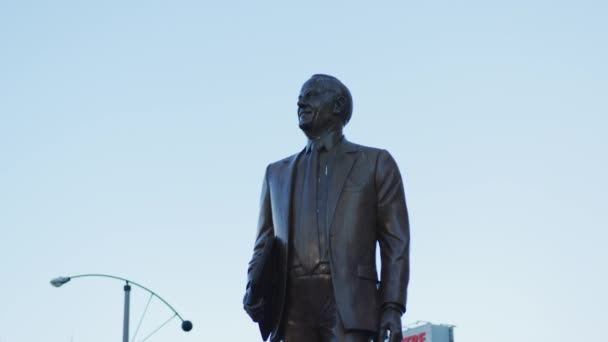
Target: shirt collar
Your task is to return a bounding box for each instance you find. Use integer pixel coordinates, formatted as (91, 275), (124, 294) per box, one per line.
(306, 130), (344, 153)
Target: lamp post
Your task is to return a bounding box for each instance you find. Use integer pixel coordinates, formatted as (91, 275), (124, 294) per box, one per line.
(50, 274), (192, 342)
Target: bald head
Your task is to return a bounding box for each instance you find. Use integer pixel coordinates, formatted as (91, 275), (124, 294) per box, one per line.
(307, 74), (353, 126)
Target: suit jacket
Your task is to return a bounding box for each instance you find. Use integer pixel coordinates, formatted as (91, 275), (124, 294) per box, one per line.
(246, 138), (409, 340)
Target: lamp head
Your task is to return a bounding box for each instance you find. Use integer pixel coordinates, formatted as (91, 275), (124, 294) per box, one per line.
(50, 276), (71, 287)
(181, 320), (193, 332)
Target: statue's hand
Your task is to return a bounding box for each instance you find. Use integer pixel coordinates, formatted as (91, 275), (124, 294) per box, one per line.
(376, 306), (403, 342)
(243, 293), (265, 322)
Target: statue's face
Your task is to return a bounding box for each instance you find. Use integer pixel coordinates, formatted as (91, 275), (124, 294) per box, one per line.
(297, 78), (337, 137)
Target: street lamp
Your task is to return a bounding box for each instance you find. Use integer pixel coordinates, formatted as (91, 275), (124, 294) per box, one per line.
(50, 274), (192, 342)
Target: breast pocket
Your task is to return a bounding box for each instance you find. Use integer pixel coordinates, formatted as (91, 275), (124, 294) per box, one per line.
(343, 184), (365, 192)
(343, 178), (368, 192)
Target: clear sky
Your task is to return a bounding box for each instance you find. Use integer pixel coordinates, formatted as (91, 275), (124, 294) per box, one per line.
(1, 1), (606, 341)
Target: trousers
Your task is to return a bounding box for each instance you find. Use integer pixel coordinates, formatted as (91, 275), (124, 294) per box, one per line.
(280, 272), (373, 342)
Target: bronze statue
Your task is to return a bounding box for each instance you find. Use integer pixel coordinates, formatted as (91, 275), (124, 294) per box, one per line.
(244, 74), (410, 342)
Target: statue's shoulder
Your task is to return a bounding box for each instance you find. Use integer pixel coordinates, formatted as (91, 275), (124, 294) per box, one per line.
(265, 150), (302, 176)
(342, 138), (385, 155)
(343, 139), (400, 170)
(271, 151), (300, 166)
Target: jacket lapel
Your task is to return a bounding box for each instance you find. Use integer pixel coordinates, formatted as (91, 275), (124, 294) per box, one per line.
(326, 139), (358, 232)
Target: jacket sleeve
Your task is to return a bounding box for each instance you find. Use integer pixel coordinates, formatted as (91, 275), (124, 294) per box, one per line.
(246, 165), (275, 291)
(375, 150), (410, 310)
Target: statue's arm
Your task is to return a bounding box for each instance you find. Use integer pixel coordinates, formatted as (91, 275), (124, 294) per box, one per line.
(243, 166), (274, 322)
(375, 150), (410, 310)
(246, 165), (274, 290)
(375, 150), (410, 341)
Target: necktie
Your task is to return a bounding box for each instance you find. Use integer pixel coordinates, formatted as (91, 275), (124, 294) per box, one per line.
(295, 144), (321, 273)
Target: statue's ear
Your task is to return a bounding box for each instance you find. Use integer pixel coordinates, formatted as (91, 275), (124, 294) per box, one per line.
(334, 96), (346, 115)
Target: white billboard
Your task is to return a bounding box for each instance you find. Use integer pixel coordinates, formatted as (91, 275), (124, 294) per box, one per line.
(401, 322), (454, 342)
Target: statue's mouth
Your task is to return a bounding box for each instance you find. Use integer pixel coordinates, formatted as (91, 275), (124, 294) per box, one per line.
(298, 111), (315, 130)
(298, 110), (313, 121)
(298, 109), (311, 116)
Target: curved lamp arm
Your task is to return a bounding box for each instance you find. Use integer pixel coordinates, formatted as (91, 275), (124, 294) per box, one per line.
(50, 273), (193, 332)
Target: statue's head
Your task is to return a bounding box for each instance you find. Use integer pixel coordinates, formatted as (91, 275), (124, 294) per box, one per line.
(297, 74), (352, 138)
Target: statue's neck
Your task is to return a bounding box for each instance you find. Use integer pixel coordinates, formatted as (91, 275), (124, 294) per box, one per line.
(304, 121), (343, 140)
